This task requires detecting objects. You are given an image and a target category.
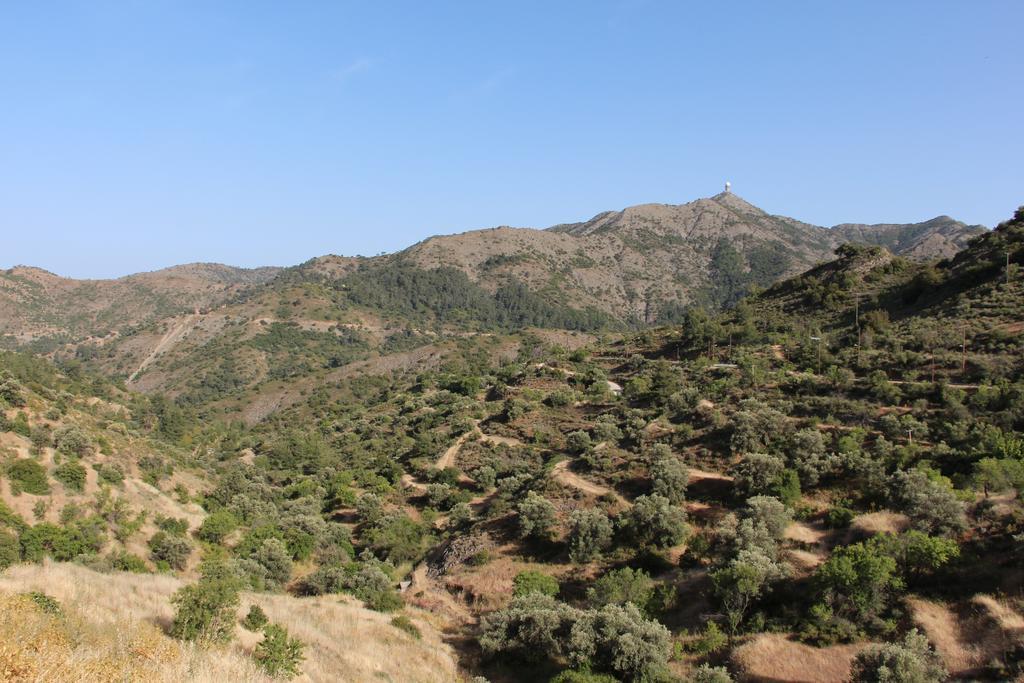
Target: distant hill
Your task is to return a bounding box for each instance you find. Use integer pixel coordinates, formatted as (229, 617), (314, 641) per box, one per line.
(0, 263), (281, 352)
(831, 215), (985, 260)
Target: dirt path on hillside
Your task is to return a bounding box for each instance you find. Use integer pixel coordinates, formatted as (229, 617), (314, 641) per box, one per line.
(551, 460), (630, 506)
(687, 467), (733, 483)
(128, 312), (199, 383)
(479, 433), (524, 448)
(436, 424), (481, 470)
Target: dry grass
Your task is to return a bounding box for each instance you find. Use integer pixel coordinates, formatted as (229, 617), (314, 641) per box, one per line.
(0, 561), (460, 683)
(731, 633), (869, 683)
(908, 597), (981, 675)
(909, 594), (1024, 678)
(845, 511), (909, 542)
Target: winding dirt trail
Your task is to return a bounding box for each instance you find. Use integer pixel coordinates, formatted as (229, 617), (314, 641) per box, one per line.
(128, 312), (199, 383)
(551, 460), (630, 506)
(436, 428), (477, 470)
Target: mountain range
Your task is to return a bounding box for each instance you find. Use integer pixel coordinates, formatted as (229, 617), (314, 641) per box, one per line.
(1, 193), (984, 347)
(0, 193), (988, 421)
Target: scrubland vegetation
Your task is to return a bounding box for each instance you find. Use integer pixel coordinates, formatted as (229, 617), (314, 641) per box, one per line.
(0, 207), (1022, 681)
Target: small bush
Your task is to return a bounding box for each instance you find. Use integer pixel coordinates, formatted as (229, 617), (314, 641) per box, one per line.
(242, 604), (269, 631)
(110, 550), (149, 573)
(169, 567), (241, 644)
(689, 664), (734, 683)
(148, 531), (192, 570)
(96, 463), (125, 486)
(513, 570), (559, 597)
(24, 591), (62, 616)
(390, 614), (422, 640)
(7, 459), (50, 496)
(0, 530), (19, 569)
(825, 506), (855, 529)
(53, 460), (87, 493)
(254, 623), (305, 679)
(195, 510), (238, 544)
(549, 671), (619, 683)
(155, 515), (190, 536)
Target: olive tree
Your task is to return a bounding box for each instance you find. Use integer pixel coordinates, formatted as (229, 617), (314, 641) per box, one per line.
(624, 494), (689, 549)
(517, 491), (557, 541)
(849, 629), (947, 682)
(651, 454), (689, 505)
(568, 508), (613, 563)
(888, 469), (966, 537)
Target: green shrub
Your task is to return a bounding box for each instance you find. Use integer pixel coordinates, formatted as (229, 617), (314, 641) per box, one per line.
(513, 570), (559, 597)
(54, 425), (91, 457)
(19, 521), (103, 562)
(549, 671), (618, 683)
(849, 628), (947, 682)
(24, 591), (62, 616)
(587, 567), (653, 610)
(567, 508), (613, 563)
(517, 491), (557, 541)
(242, 604), (269, 631)
(361, 514), (425, 563)
(110, 550), (149, 573)
(651, 454), (689, 504)
(156, 515), (190, 535)
(687, 621), (728, 657)
(390, 614), (422, 640)
(53, 460), (87, 493)
(825, 506), (855, 529)
(96, 463), (125, 486)
(195, 510), (239, 544)
(148, 531), (192, 571)
(0, 530), (19, 569)
(689, 664), (734, 683)
(254, 623), (305, 679)
(624, 494), (689, 549)
(169, 567), (242, 644)
(7, 459), (50, 495)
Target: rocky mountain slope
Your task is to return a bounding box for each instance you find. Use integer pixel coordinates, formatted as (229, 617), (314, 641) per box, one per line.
(831, 215), (984, 261)
(389, 192), (985, 321)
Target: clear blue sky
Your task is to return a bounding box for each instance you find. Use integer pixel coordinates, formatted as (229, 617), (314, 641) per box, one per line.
(2, 1), (1021, 278)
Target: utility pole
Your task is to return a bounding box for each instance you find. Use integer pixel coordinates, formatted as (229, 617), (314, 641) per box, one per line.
(810, 335), (822, 374)
(930, 343), (936, 384)
(854, 295), (862, 357)
(961, 326), (967, 377)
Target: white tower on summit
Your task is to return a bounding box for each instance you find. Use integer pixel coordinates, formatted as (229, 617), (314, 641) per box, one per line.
(724, 181), (732, 194)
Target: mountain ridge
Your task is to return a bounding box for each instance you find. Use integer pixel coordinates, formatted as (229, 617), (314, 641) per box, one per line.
(0, 194), (988, 360)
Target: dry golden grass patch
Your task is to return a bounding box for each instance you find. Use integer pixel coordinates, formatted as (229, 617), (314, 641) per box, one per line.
(0, 562), (460, 683)
(846, 511), (909, 541)
(731, 633), (869, 683)
(909, 594), (1024, 678)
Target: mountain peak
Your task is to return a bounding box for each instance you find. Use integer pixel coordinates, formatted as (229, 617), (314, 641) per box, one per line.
(708, 190), (764, 214)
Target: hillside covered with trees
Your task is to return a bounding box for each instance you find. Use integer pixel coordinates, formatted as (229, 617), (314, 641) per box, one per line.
(0, 207), (1021, 682)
